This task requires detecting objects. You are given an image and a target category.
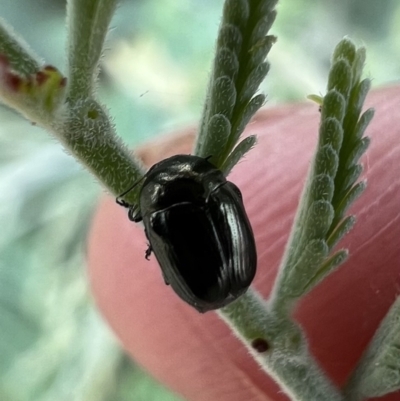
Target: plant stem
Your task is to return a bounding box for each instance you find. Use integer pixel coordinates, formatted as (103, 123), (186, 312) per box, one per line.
(0, 19), (41, 75)
(55, 98), (145, 203)
(66, 0), (119, 100)
(219, 290), (342, 401)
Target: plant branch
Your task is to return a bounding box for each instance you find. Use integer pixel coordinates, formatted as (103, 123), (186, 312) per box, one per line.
(269, 39), (373, 313)
(0, 5), (145, 205)
(0, 18), (41, 75)
(0, 21), (66, 126)
(194, 0), (277, 172)
(216, 37), (374, 401)
(219, 289), (342, 401)
(56, 98), (145, 203)
(343, 296), (400, 400)
(66, 0), (119, 100)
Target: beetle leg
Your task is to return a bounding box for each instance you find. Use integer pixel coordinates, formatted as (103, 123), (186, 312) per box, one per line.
(128, 206), (142, 222)
(162, 273), (170, 285)
(116, 197), (130, 208)
(118, 199), (143, 222)
(145, 243), (153, 260)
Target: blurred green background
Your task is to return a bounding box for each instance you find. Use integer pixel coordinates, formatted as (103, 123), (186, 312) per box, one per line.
(0, 1), (399, 400)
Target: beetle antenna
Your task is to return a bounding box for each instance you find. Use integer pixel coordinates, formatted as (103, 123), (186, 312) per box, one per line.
(206, 181), (227, 202)
(116, 175), (146, 206)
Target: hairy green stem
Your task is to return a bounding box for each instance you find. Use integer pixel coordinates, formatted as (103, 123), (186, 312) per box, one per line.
(56, 98), (145, 203)
(219, 290), (342, 401)
(343, 297), (400, 400)
(0, 4), (144, 205)
(66, 0), (119, 100)
(0, 19), (41, 74)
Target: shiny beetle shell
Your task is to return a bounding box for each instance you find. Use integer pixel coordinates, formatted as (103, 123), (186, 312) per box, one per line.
(124, 154), (257, 313)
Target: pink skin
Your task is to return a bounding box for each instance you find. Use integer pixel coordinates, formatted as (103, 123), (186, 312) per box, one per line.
(87, 86), (400, 401)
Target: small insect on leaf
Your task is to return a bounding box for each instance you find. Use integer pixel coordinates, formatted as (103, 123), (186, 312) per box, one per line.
(117, 155), (257, 313)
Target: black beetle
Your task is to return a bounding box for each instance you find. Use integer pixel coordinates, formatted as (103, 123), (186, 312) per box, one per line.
(117, 154), (257, 313)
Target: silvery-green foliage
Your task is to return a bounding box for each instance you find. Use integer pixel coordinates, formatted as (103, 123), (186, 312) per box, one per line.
(0, 0), (145, 207)
(195, 0), (277, 172)
(1, 0), (398, 399)
(344, 297), (400, 400)
(218, 37), (382, 401)
(271, 39), (374, 307)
